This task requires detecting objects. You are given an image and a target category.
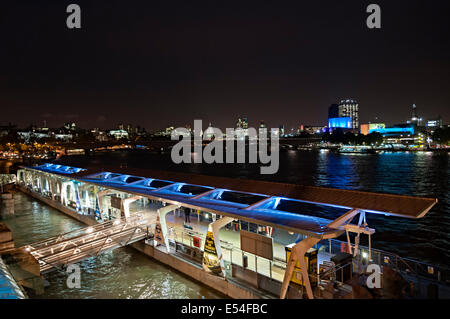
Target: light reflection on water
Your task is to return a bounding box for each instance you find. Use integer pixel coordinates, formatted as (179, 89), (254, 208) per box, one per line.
(3, 192), (224, 299)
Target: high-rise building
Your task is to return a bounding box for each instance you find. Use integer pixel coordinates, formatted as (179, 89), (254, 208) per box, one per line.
(328, 104), (340, 119)
(338, 99), (359, 129)
(408, 104), (424, 126)
(328, 99), (359, 131)
(411, 104), (418, 122)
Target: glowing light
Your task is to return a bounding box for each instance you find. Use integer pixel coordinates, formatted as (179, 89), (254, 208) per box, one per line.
(86, 227), (94, 234)
(328, 117), (352, 129)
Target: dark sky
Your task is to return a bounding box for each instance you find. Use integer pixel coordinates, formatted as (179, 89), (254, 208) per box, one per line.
(1, 0), (449, 131)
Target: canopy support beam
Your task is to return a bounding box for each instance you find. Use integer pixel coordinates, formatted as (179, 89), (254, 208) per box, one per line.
(280, 209), (360, 299)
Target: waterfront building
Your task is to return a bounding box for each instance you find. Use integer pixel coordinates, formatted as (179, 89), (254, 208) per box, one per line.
(328, 99), (359, 131)
(328, 117), (351, 130)
(14, 163), (441, 299)
(153, 126), (175, 137)
(299, 125), (326, 135)
(54, 133), (73, 142)
(360, 124), (369, 135)
(360, 123), (385, 135)
(109, 129), (129, 140)
(17, 131), (49, 142)
(369, 124), (419, 146)
(426, 117), (443, 129)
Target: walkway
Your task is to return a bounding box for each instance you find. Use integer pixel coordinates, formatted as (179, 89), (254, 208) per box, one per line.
(21, 215), (149, 273)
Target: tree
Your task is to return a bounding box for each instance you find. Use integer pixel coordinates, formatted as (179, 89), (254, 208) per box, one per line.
(364, 132), (383, 145)
(432, 127), (450, 146)
(0, 131), (19, 145)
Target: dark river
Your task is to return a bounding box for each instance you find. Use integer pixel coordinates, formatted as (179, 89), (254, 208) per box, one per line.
(55, 149), (450, 267)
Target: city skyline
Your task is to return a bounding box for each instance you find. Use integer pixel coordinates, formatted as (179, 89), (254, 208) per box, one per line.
(1, 1), (449, 131)
(1, 101), (446, 134)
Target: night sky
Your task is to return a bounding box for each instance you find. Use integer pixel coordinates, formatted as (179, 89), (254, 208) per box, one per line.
(1, 0), (449, 131)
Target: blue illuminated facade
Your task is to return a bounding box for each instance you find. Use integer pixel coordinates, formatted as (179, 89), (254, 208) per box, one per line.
(328, 117), (352, 129)
(369, 126), (415, 136)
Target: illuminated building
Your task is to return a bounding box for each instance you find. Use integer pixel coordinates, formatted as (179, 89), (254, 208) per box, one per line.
(328, 117), (351, 129)
(360, 124), (369, 135)
(407, 104), (424, 126)
(328, 99), (359, 131)
(369, 124), (415, 136)
(360, 123), (385, 135)
(299, 125), (326, 135)
(369, 124), (418, 146)
(426, 117), (443, 129)
(109, 129), (129, 139)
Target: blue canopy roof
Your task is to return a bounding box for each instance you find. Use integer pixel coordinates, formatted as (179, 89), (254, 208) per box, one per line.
(73, 170), (345, 237)
(31, 163), (86, 175)
(20, 163), (438, 236)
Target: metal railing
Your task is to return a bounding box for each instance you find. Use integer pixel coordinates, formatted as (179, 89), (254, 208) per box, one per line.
(20, 215), (150, 273)
(0, 174), (16, 191)
(319, 238), (450, 286)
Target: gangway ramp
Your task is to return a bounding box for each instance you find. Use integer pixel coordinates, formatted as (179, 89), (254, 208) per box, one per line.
(20, 215), (150, 273)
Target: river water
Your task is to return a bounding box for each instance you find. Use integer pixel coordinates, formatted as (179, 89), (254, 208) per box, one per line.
(56, 149), (450, 267)
(2, 192), (224, 299)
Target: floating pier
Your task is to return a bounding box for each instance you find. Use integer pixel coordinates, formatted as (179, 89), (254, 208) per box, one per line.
(10, 162), (446, 299)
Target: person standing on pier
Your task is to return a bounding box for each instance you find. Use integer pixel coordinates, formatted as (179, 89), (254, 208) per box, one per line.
(184, 207), (191, 223)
